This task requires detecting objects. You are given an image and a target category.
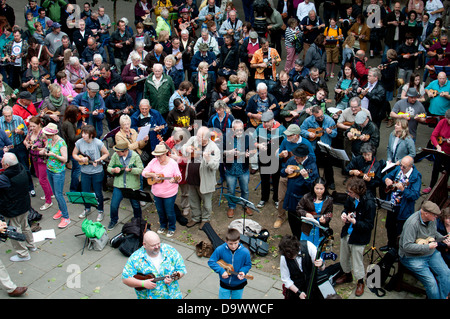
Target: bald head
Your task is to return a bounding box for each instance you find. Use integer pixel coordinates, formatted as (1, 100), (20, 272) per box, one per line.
(154, 44), (163, 55)
(142, 231), (161, 257)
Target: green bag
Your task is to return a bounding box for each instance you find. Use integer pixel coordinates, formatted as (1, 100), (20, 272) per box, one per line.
(81, 219), (106, 239)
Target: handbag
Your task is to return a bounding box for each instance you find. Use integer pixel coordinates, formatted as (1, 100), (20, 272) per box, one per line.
(88, 231), (109, 251)
(140, 150), (150, 163)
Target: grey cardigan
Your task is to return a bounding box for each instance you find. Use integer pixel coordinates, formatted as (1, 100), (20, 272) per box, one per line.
(386, 132), (416, 163)
(399, 210), (446, 258)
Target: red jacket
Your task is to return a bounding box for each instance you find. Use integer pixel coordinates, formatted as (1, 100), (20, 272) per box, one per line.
(12, 102), (38, 126)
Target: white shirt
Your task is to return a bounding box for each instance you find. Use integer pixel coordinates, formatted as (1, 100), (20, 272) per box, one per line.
(425, 0), (444, 23)
(361, 81), (377, 109)
(296, 2), (316, 22)
(280, 241), (317, 289)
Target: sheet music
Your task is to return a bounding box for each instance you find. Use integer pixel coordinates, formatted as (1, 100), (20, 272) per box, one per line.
(382, 161), (397, 173)
(136, 125), (151, 141)
(317, 141), (349, 161)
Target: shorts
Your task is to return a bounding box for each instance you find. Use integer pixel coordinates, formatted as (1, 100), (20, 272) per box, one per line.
(326, 46), (340, 64)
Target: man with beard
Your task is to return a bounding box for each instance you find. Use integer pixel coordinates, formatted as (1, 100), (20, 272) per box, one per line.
(300, 106), (337, 190)
(122, 231), (186, 299)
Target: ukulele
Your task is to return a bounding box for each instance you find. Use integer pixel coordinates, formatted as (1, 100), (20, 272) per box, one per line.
(335, 88), (352, 104)
(126, 75), (149, 90)
(428, 89), (440, 98)
(279, 150), (293, 163)
(106, 105), (134, 122)
(437, 136), (450, 144)
(286, 164), (314, 178)
(27, 74), (50, 94)
(74, 78), (87, 93)
(77, 153), (104, 166)
(216, 260), (254, 280)
(255, 54), (280, 74)
(133, 272), (181, 291)
(249, 104), (277, 127)
(77, 109), (105, 122)
(0, 89), (19, 107)
(307, 124), (337, 141)
(385, 180), (410, 193)
(4, 123), (24, 138)
(110, 164), (135, 176)
(355, 170), (375, 178)
(348, 128), (370, 140)
(147, 174), (181, 185)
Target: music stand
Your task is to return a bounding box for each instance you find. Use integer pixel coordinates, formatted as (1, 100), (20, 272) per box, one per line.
(364, 198), (393, 264)
(223, 194), (259, 234)
(119, 188), (154, 203)
(67, 192), (99, 255)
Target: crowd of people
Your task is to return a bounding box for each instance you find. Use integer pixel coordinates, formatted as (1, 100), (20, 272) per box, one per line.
(0, 0), (449, 300)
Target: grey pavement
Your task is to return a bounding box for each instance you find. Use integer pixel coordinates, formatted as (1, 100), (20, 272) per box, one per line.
(0, 184), (284, 299)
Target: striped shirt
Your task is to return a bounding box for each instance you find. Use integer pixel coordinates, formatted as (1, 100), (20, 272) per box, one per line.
(0, 115), (27, 146)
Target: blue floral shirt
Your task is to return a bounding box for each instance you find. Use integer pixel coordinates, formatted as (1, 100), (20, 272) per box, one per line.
(122, 243), (187, 299)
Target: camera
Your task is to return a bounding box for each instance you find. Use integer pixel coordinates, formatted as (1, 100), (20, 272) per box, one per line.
(0, 226), (27, 242)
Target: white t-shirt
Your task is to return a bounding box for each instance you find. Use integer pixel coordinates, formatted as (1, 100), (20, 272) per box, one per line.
(297, 2), (316, 22)
(426, 0), (444, 23)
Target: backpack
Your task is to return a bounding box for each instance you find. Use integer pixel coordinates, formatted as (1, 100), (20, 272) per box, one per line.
(117, 217), (151, 257)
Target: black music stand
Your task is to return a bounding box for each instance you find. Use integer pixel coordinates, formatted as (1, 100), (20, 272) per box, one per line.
(67, 192), (99, 255)
(119, 188), (154, 203)
(364, 198), (393, 264)
(223, 194), (259, 234)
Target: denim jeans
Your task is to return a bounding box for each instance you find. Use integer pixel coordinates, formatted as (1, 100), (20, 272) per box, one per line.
(81, 171), (104, 211)
(219, 287), (244, 299)
(47, 169), (69, 219)
(225, 170), (249, 209)
(69, 155), (81, 192)
(109, 187), (142, 224)
(400, 250), (450, 299)
(153, 194), (177, 231)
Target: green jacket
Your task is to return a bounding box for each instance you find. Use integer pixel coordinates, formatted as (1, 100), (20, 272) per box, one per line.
(143, 73), (175, 115)
(107, 150), (143, 190)
(42, 0), (68, 22)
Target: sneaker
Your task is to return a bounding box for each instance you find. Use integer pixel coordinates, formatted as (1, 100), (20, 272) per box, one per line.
(96, 211), (104, 222)
(40, 202), (53, 211)
(166, 230), (175, 238)
(107, 221), (118, 231)
(29, 190), (36, 197)
(257, 201), (265, 208)
(422, 187), (432, 194)
(41, 195), (55, 200)
(157, 227), (166, 234)
(53, 210), (62, 220)
(79, 209), (91, 219)
(274, 201), (279, 209)
(140, 201), (146, 207)
(330, 73), (335, 79)
(10, 255), (31, 262)
(58, 218), (71, 228)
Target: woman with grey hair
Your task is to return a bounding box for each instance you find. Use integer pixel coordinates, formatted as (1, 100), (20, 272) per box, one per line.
(343, 142), (383, 197)
(126, 41), (149, 65)
(121, 51), (148, 106)
(65, 56), (89, 93)
(164, 54), (183, 88)
(104, 83), (136, 130)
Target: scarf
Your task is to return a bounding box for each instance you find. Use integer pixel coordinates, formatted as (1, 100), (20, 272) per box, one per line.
(49, 94), (64, 107)
(198, 73), (207, 98)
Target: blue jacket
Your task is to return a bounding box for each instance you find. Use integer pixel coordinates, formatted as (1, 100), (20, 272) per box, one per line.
(383, 165), (422, 221)
(130, 109), (167, 152)
(281, 155), (319, 212)
(208, 242), (252, 289)
(72, 91), (106, 136)
(300, 114), (337, 150)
